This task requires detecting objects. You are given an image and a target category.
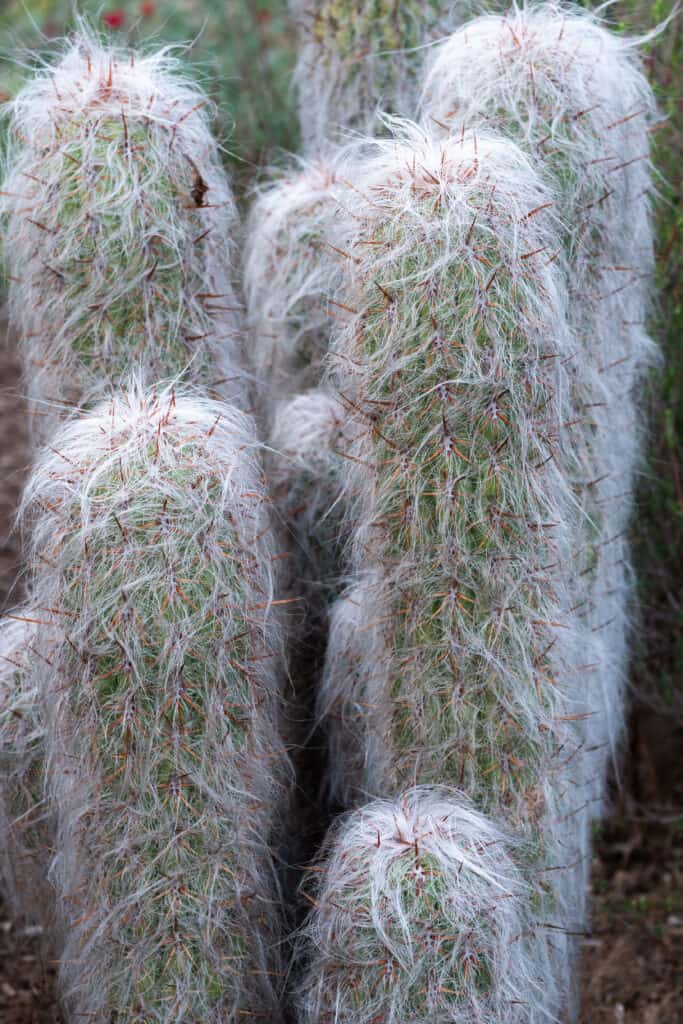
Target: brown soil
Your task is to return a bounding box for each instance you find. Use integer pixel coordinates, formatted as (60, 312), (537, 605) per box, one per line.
(0, 322), (681, 1022)
(578, 708), (683, 1024)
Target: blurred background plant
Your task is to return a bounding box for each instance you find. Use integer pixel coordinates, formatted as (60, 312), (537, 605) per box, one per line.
(608, 0), (683, 716)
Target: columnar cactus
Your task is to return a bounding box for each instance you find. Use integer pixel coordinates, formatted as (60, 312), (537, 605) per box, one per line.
(245, 162), (358, 610)
(420, 2), (658, 812)
(246, 159), (350, 417)
(0, 614), (52, 928)
(0, 35), (245, 440)
(320, 128), (583, 814)
(19, 385), (288, 1022)
(290, 0), (462, 153)
(296, 787), (557, 1024)
(297, 127), (592, 1021)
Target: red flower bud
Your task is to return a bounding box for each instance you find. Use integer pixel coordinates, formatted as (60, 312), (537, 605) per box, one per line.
(102, 10), (125, 29)
(140, 1), (156, 16)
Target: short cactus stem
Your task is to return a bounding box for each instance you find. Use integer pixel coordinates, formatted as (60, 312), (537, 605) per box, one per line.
(420, 3), (659, 811)
(246, 158), (351, 423)
(297, 787), (557, 1024)
(0, 613), (52, 929)
(246, 162), (358, 625)
(290, 0), (461, 153)
(20, 385), (289, 1022)
(0, 35), (245, 441)
(270, 389), (357, 597)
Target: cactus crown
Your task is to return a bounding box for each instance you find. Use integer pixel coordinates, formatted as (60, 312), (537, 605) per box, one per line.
(297, 787), (557, 1024)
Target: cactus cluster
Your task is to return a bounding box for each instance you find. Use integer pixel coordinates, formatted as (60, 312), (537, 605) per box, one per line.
(0, 4), (660, 1024)
(245, 5), (658, 1024)
(0, 31), (290, 1024)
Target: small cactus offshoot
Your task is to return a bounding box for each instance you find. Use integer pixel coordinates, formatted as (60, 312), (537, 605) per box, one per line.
(296, 787), (557, 1024)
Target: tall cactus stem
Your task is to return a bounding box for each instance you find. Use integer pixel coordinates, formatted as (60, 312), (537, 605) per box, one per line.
(20, 384), (289, 1023)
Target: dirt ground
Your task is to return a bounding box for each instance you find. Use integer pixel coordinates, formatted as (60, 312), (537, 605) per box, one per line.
(0, 322), (681, 1022)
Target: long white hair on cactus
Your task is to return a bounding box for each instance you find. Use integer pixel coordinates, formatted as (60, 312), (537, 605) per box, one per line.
(245, 157), (354, 422)
(289, 0), (464, 154)
(269, 388), (356, 587)
(311, 122), (595, 1017)
(319, 123), (583, 805)
(20, 382), (289, 1023)
(245, 160), (360, 626)
(0, 613), (53, 930)
(0, 32), (246, 441)
(420, 0), (659, 813)
(296, 786), (557, 1024)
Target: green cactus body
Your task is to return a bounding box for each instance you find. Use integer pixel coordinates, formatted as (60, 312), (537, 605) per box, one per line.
(322, 134), (580, 825)
(359, 236), (555, 813)
(22, 388), (286, 1022)
(421, 4), (658, 804)
(48, 116), (211, 381)
(291, 0), (460, 152)
(1, 38), (244, 440)
(0, 615), (53, 928)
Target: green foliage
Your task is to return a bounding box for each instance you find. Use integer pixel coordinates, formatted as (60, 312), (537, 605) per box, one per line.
(310, 0), (445, 68)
